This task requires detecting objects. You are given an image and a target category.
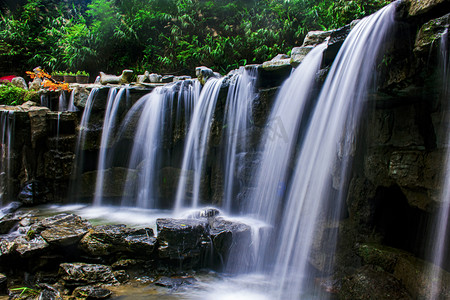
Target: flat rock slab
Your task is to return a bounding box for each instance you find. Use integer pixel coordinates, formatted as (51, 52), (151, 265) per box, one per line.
(72, 285), (112, 299)
(59, 263), (118, 287)
(15, 236), (49, 257)
(79, 225), (155, 257)
(37, 213), (91, 247)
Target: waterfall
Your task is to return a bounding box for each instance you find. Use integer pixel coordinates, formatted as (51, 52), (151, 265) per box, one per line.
(93, 87), (127, 206)
(174, 77), (225, 211)
(221, 67), (257, 212)
(0, 111), (15, 205)
(58, 91), (67, 111)
(40, 94), (50, 109)
(270, 4), (397, 298)
(69, 88), (99, 201)
(120, 80), (201, 208)
(68, 90), (78, 112)
(426, 28), (450, 300)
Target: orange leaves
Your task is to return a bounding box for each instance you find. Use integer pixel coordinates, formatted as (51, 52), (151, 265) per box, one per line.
(42, 79), (70, 91)
(27, 68), (71, 92)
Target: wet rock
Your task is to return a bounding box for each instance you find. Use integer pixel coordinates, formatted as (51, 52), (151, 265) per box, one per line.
(0, 240), (16, 258)
(154, 276), (196, 289)
(137, 71), (150, 84)
(28, 106), (50, 148)
(388, 151), (423, 187)
(39, 213), (91, 247)
(72, 86), (90, 108)
(323, 25), (351, 67)
(149, 73), (162, 83)
(14, 235), (49, 257)
(72, 285), (112, 299)
(0, 201), (22, 217)
(112, 270), (129, 283)
(156, 218), (210, 262)
(79, 225), (155, 257)
(261, 54), (292, 71)
(59, 263), (118, 287)
(18, 180), (49, 206)
(37, 283), (63, 300)
(210, 217), (252, 267)
(406, 0), (450, 18)
(0, 213), (19, 234)
(11, 77), (28, 90)
(290, 46), (314, 67)
(196, 66), (218, 85)
(357, 244), (450, 298)
(0, 273), (6, 294)
(174, 76), (192, 82)
(414, 13), (450, 59)
(161, 75), (174, 83)
(111, 259), (142, 270)
(302, 30), (333, 46)
(99, 70), (133, 85)
(80, 168), (138, 199)
(339, 265), (412, 300)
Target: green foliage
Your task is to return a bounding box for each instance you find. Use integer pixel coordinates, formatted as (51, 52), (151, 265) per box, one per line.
(0, 0), (394, 76)
(76, 70), (89, 76)
(0, 83), (27, 106)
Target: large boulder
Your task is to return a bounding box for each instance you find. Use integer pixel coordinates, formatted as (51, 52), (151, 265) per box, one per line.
(156, 218), (210, 264)
(357, 244), (450, 298)
(11, 77), (27, 90)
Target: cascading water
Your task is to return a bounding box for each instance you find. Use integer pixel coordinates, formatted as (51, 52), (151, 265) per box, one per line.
(223, 44), (327, 277)
(69, 88), (99, 201)
(270, 4), (397, 298)
(93, 87), (126, 206)
(174, 77), (225, 211)
(58, 91), (67, 111)
(67, 90), (78, 112)
(221, 67), (257, 212)
(426, 28), (450, 300)
(120, 80), (201, 208)
(0, 111), (15, 205)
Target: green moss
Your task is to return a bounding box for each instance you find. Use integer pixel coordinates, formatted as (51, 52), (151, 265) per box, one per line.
(0, 83), (26, 106)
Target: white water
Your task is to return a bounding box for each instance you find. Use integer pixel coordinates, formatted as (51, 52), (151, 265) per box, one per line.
(93, 87), (126, 206)
(271, 4), (397, 298)
(69, 88), (99, 201)
(68, 90), (78, 112)
(119, 80), (201, 208)
(0, 111), (14, 205)
(221, 68), (257, 212)
(426, 29), (450, 300)
(175, 78), (225, 211)
(121, 87), (173, 208)
(58, 91), (67, 111)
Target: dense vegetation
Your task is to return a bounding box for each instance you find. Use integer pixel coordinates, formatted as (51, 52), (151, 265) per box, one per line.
(0, 0), (393, 77)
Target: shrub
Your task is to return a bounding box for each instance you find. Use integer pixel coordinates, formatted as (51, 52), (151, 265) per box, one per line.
(0, 83), (26, 106)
